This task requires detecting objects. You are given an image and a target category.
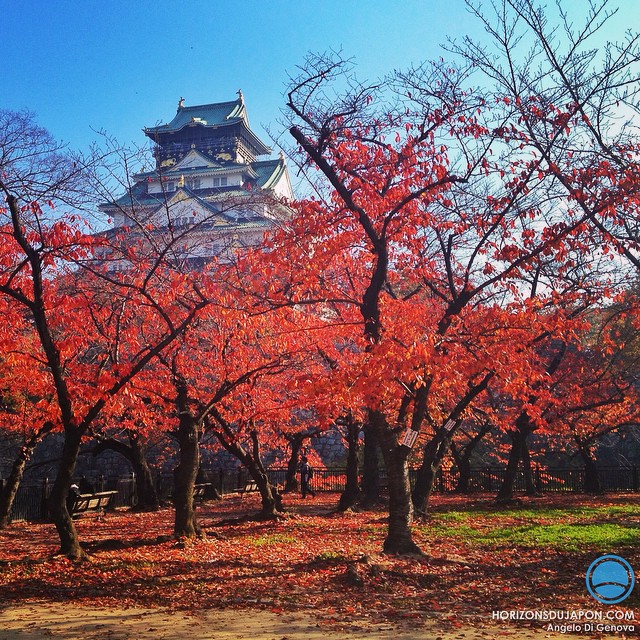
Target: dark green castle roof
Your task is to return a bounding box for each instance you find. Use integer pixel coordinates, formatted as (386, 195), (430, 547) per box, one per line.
(144, 100), (246, 133)
(144, 97), (271, 156)
(103, 157), (287, 211)
(253, 159), (288, 190)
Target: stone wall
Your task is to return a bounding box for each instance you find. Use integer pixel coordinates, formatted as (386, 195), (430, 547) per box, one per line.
(1, 425), (355, 488)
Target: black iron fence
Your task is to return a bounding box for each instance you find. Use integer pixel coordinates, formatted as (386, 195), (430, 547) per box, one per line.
(2, 474), (137, 525)
(4, 465), (639, 524)
(449, 466), (640, 494)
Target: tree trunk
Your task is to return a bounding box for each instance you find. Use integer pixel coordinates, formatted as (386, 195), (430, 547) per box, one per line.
(337, 418), (361, 511)
(521, 440), (537, 496)
(49, 429), (85, 560)
(250, 430), (283, 518)
(360, 421), (381, 507)
(455, 456), (472, 493)
(497, 343), (565, 503)
(209, 415), (283, 519)
(253, 471), (281, 518)
(94, 432), (159, 511)
(0, 422), (54, 528)
(496, 433), (521, 503)
(173, 390), (201, 538)
(413, 376), (493, 512)
(372, 411), (422, 555)
(412, 433), (452, 515)
(497, 416), (530, 503)
(131, 435), (160, 511)
(450, 442), (472, 493)
(284, 433), (304, 493)
(580, 446), (601, 494)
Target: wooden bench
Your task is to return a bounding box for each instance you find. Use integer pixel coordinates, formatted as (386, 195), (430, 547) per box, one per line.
(237, 481), (258, 497)
(193, 483), (212, 503)
(71, 490), (118, 517)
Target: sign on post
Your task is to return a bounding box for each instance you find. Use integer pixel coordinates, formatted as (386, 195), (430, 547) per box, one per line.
(444, 419), (456, 432)
(400, 428), (419, 448)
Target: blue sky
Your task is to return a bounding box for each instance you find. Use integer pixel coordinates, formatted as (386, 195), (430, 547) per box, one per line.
(1, 0), (636, 159)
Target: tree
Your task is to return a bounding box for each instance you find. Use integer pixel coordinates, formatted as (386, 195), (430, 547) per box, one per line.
(0, 293), (58, 527)
(120, 270), (312, 526)
(453, 0), (640, 271)
(0, 109), (89, 206)
(276, 13), (638, 551)
(334, 412), (363, 511)
(547, 299), (640, 492)
(281, 424), (321, 493)
(449, 414), (493, 493)
(0, 173), (210, 559)
(0, 110), (95, 528)
(198, 300), (324, 520)
(93, 427), (161, 512)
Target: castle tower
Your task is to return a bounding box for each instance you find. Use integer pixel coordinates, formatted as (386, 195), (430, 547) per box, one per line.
(100, 95), (293, 269)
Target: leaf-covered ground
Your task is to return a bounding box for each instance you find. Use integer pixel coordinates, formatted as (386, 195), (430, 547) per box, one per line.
(1, 492), (638, 631)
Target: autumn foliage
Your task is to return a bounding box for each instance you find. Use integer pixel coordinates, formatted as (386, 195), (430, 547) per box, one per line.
(1, 0), (640, 572)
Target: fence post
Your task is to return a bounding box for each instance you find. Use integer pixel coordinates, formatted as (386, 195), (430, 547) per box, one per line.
(535, 466), (543, 493)
(482, 468), (490, 491)
(219, 470), (224, 496)
(130, 472), (136, 508)
(41, 477), (49, 521)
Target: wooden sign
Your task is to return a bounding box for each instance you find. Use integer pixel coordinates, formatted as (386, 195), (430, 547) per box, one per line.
(400, 428), (419, 448)
(444, 419), (456, 432)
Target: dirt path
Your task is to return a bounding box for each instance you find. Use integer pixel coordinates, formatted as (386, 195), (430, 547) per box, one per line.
(0, 602), (623, 640)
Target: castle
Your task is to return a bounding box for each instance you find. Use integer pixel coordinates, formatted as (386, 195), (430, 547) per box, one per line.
(99, 92), (293, 269)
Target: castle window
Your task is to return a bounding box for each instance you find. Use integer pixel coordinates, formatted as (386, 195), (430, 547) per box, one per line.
(186, 178), (201, 190)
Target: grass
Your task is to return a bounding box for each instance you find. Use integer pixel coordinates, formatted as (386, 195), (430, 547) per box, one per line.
(423, 522), (640, 551)
(314, 550), (349, 562)
(420, 502), (640, 551)
(433, 503), (639, 522)
(249, 532), (297, 546)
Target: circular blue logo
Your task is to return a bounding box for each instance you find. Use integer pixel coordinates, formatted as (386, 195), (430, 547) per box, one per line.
(586, 555), (635, 604)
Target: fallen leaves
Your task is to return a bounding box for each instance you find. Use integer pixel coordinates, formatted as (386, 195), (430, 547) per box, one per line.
(0, 492), (638, 627)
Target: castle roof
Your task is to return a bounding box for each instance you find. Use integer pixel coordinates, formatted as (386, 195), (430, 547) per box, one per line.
(103, 157), (288, 212)
(144, 99), (246, 133)
(143, 96), (271, 156)
(253, 159), (288, 190)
